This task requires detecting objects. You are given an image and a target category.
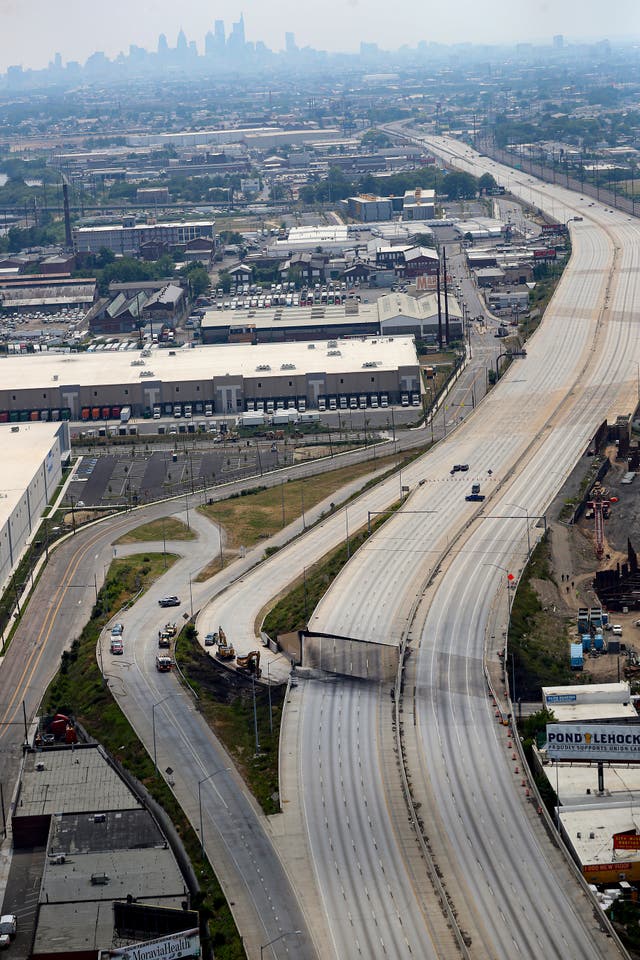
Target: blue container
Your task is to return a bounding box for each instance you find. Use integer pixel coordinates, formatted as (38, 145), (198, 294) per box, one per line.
(582, 634), (592, 652)
(594, 633), (604, 651)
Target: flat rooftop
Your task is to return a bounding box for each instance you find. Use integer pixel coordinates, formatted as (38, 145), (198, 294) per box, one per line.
(544, 703), (638, 722)
(378, 291), (463, 322)
(543, 681), (638, 721)
(541, 758), (640, 806)
(0, 337), (420, 391)
(17, 746), (137, 818)
(202, 302), (379, 331)
(0, 422), (64, 529)
(560, 803), (640, 868)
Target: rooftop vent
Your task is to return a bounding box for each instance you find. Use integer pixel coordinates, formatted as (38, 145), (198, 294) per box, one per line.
(280, 363), (296, 370)
(307, 343), (316, 349)
(256, 364), (271, 371)
(327, 350), (342, 357)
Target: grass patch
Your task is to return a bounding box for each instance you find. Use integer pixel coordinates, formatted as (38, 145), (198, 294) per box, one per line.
(175, 626), (283, 816)
(116, 517), (197, 544)
(509, 534), (576, 700)
(198, 453), (402, 553)
(263, 504), (400, 637)
(44, 555), (243, 960)
(195, 557), (224, 583)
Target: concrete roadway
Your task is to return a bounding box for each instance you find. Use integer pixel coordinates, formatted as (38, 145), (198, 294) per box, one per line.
(296, 130), (633, 957)
(210, 135), (637, 957)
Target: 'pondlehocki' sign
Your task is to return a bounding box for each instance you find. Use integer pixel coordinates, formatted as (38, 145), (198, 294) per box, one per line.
(546, 723), (640, 761)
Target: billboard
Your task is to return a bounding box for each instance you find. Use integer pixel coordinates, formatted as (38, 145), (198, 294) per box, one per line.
(104, 929), (199, 960)
(546, 723), (640, 761)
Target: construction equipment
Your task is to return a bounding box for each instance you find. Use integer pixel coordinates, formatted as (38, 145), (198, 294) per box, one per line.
(587, 483), (617, 560)
(163, 622), (178, 638)
(236, 650), (261, 678)
(216, 626), (235, 660)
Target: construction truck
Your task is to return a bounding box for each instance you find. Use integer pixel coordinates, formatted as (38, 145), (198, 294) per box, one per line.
(236, 650), (262, 678)
(158, 630), (171, 648)
(216, 626), (235, 660)
(163, 622), (178, 637)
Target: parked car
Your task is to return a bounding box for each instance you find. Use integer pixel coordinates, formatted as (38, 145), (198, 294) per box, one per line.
(110, 637), (124, 655)
(612, 624), (623, 636)
(450, 464), (470, 474)
(204, 632), (217, 646)
(158, 596), (181, 608)
(111, 622), (124, 636)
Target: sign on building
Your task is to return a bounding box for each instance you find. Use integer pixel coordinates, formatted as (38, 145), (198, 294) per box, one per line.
(546, 723), (640, 761)
(613, 833), (640, 851)
(545, 694), (577, 704)
(103, 929), (200, 960)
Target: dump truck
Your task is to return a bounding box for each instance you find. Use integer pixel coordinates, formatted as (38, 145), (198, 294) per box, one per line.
(158, 631), (171, 648)
(236, 650), (262, 678)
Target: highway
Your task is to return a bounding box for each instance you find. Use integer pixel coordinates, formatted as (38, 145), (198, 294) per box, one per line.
(201, 139), (639, 957)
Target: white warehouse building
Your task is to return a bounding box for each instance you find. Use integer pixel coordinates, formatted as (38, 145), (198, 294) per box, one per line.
(0, 422), (71, 596)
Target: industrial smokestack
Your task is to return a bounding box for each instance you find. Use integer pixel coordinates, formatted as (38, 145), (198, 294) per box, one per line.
(442, 246), (450, 345)
(62, 182), (72, 249)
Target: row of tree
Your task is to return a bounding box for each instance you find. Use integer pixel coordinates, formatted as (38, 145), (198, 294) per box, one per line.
(298, 165), (496, 204)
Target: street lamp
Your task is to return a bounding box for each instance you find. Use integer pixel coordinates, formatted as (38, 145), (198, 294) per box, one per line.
(198, 767), (229, 858)
(260, 930), (301, 960)
(266, 655), (285, 736)
(505, 502), (531, 557)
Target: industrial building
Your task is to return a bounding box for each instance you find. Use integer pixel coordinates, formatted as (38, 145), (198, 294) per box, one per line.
(0, 337), (422, 421)
(344, 195), (394, 222)
(73, 219), (215, 256)
(201, 292), (463, 345)
(542, 682), (638, 722)
(401, 188), (436, 221)
(0, 276), (96, 312)
(0, 421), (70, 595)
(267, 225), (352, 256)
(127, 126), (342, 150)
(7, 744), (197, 959)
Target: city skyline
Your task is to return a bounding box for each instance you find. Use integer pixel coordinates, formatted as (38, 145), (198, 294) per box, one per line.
(1, 0), (638, 74)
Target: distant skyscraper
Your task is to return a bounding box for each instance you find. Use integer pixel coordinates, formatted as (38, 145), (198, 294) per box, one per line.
(553, 34), (564, 50)
(204, 31), (215, 56)
(214, 19), (226, 49)
(285, 32), (297, 55)
(229, 13), (246, 51)
(177, 28), (188, 53)
(157, 33), (168, 56)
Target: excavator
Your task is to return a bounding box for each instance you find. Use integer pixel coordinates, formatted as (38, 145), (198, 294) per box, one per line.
(236, 650), (261, 678)
(216, 626), (235, 660)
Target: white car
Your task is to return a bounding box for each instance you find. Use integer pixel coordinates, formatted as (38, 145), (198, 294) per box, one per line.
(612, 625), (623, 636)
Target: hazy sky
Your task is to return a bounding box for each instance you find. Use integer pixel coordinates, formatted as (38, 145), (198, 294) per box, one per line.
(1, 0), (639, 72)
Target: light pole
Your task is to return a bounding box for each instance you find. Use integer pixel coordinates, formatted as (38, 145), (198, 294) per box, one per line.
(152, 695), (178, 775)
(635, 361), (640, 403)
(345, 506), (350, 559)
(266, 655), (285, 736)
(260, 930), (301, 960)
(198, 767), (229, 858)
(505, 501), (531, 557)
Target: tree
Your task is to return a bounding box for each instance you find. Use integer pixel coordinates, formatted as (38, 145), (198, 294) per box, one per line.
(478, 173), (497, 194)
(441, 171), (478, 200)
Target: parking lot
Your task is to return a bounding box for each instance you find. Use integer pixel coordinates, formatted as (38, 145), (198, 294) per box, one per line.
(65, 442), (284, 507)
